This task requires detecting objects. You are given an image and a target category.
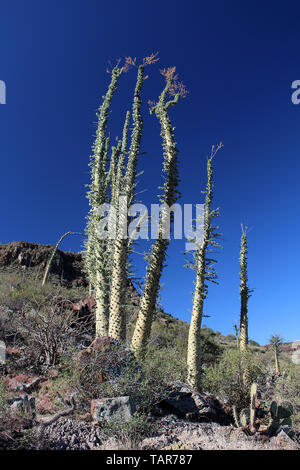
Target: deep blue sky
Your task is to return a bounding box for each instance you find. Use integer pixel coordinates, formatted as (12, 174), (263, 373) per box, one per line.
(1, 0), (300, 345)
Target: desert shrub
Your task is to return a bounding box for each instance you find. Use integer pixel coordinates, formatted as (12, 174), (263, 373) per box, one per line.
(133, 314), (189, 355)
(0, 272), (90, 352)
(35, 372), (74, 415)
(66, 343), (143, 405)
(101, 413), (156, 449)
(143, 345), (186, 384)
(271, 363), (300, 429)
(60, 341), (179, 413)
(199, 328), (223, 365)
(224, 334), (236, 343)
(201, 349), (266, 409)
(12, 294), (92, 369)
(0, 271), (87, 312)
(249, 340), (260, 347)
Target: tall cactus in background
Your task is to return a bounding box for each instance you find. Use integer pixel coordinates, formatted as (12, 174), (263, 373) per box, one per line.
(186, 144), (222, 390)
(85, 65), (123, 337)
(108, 65), (145, 341)
(130, 68), (187, 357)
(239, 226), (251, 352)
(239, 226), (253, 389)
(269, 334), (283, 376)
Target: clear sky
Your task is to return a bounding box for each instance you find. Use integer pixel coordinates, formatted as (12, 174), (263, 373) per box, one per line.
(0, 0), (299, 345)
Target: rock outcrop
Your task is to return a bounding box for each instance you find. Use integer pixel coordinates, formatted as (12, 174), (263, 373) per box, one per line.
(91, 396), (136, 423)
(0, 241), (86, 287)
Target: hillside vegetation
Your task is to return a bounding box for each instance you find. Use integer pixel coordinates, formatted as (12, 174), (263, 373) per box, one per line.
(0, 242), (300, 450)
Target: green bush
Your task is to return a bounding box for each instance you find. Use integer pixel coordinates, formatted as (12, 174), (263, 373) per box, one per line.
(201, 349), (266, 409)
(60, 341), (180, 413)
(0, 271), (86, 312)
(101, 413), (156, 448)
(272, 363), (300, 428)
(144, 346), (186, 384)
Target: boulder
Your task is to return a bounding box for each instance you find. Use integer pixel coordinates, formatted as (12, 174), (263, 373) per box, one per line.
(91, 396), (136, 423)
(70, 296), (96, 319)
(154, 387), (232, 425)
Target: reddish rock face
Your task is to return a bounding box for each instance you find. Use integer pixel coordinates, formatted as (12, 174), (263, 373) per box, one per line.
(0, 241), (87, 287)
(70, 296), (96, 318)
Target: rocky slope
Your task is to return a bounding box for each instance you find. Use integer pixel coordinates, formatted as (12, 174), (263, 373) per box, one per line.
(0, 241), (298, 357)
(0, 241), (299, 451)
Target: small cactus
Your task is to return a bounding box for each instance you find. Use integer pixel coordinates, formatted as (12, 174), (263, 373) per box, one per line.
(233, 386), (293, 436)
(233, 383), (259, 431)
(270, 400), (293, 420)
(240, 408), (250, 427)
(250, 383), (258, 432)
(267, 400), (293, 436)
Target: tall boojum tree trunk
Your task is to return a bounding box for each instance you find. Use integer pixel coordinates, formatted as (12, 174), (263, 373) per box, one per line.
(85, 66), (123, 338)
(240, 230), (249, 352)
(108, 65), (145, 341)
(186, 146), (221, 390)
(239, 226), (252, 389)
(131, 71), (182, 357)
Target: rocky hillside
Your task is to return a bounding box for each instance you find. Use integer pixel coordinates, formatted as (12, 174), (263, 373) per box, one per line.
(0, 241), (298, 360)
(0, 241), (87, 287)
(0, 241), (252, 359)
(0, 241), (300, 451)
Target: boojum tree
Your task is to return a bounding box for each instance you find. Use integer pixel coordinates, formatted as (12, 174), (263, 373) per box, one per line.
(269, 333), (283, 376)
(239, 225), (253, 389)
(108, 54), (160, 341)
(85, 54), (159, 339)
(84, 64), (124, 337)
(239, 225), (252, 353)
(108, 64), (145, 341)
(186, 144), (222, 390)
(130, 67), (187, 357)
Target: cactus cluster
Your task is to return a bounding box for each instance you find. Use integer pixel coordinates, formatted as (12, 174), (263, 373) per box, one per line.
(233, 383), (293, 436)
(233, 382), (258, 431)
